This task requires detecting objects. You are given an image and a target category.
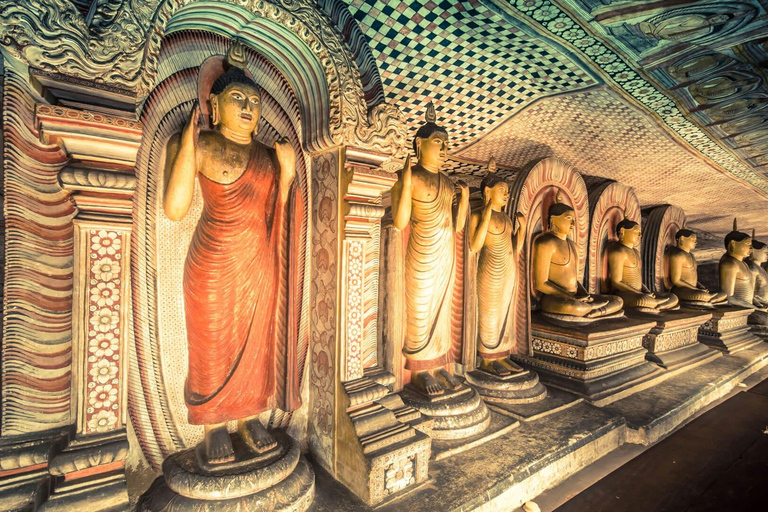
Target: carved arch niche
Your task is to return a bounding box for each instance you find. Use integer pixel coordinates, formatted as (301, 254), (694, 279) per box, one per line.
(131, 15), (316, 470)
(585, 181), (641, 294)
(507, 157), (590, 355)
(642, 205), (687, 293)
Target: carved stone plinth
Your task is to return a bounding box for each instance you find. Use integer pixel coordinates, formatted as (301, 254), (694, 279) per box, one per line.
(137, 431), (313, 512)
(696, 306), (763, 354)
(336, 372), (432, 506)
(748, 309), (768, 337)
(465, 366), (548, 405)
(627, 309), (720, 370)
(401, 383), (491, 440)
(512, 312), (663, 405)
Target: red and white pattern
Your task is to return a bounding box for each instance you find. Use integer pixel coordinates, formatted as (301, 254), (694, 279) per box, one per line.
(84, 229), (128, 435)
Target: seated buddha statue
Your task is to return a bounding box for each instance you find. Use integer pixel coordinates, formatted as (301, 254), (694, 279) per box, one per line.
(532, 201), (623, 319)
(668, 228), (727, 306)
(719, 220), (756, 309)
(746, 230), (768, 310)
(606, 219), (678, 311)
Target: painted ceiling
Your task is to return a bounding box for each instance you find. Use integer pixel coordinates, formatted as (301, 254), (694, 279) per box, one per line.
(39, 0), (768, 250)
(344, 0), (768, 252)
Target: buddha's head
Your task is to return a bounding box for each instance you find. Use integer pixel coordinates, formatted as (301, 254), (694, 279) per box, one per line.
(209, 66), (261, 140)
(617, 219), (641, 248)
(675, 229), (697, 252)
(548, 202), (575, 237)
(725, 219), (751, 258)
(413, 102), (448, 170)
(481, 158), (509, 209)
(725, 232), (752, 258)
(751, 238), (768, 264)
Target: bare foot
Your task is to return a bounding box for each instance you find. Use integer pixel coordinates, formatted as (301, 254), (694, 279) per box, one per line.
(411, 370), (444, 396)
(498, 357), (524, 373)
(436, 368), (462, 390)
(480, 357), (511, 376)
(238, 417), (277, 454)
(204, 424), (235, 464)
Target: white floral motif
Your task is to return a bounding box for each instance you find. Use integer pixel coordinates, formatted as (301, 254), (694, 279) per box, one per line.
(90, 281), (119, 307)
(90, 308), (118, 333)
(90, 358), (118, 384)
(88, 384), (117, 409)
(92, 258), (120, 282)
(91, 230), (121, 256)
(87, 409), (117, 433)
(89, 332), (118, 358)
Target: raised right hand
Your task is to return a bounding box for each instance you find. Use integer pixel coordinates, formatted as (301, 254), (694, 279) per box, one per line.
(182, 103), (201, 149)
(401, 154), (412, 186)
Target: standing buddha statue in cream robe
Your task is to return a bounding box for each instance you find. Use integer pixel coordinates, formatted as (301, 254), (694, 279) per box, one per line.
(391, 103), (469, 396)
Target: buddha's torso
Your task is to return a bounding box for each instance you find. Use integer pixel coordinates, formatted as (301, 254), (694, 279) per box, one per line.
(725, 254), (754, 302)
(409, 166), (453, 232)
(620, 245), (643, 290)
(196, 131), (256, 184)
(483, 211), (513, 256)
(678, 249), (698, 286)
(547, 235), (579, 293)
(748, 259), (768, 302)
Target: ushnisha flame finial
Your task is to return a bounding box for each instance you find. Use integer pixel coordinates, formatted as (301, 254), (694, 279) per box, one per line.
(487, 156), (497, 174)
(555, 191), (564, 204)
(227, 40), (247, 69)
(425, 101), (437, 124)
(733, 218), (738, 232)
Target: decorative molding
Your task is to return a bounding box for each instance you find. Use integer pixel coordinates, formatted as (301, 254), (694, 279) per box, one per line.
(34, 104), (142, 168)
(1, 0), (404, 154)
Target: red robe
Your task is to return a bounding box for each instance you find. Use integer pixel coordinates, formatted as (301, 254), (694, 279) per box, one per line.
(183, 141), (300, 425)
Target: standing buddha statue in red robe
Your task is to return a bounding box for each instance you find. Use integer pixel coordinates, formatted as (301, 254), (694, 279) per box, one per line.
(163, 52), (302, 465)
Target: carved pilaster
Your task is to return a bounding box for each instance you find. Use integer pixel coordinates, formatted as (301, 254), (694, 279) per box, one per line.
(35, 104), (140, 511)
(331, 149), (431, 506)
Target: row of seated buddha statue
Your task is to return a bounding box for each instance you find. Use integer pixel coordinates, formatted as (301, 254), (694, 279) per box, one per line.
(387, 103), (766, 427)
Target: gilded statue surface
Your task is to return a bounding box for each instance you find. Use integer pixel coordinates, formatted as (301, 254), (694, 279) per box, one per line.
(719, 221), (756, 309)
(468, 162), (526, 375)
(746, 235), (768, 309)
(668, 229), (727, 306)
(606, 219), (678, 310)
(532, 202), (623, 319)
(390, 104), (469, 396)
(163, 58), (301, 464)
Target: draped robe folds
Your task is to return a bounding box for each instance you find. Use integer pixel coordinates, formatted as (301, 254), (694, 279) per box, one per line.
(403, 172), (456, 370)
(476, 216), (516, 358)
(183, 141), (302, 425)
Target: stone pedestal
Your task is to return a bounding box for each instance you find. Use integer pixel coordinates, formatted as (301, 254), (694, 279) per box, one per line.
(748, 309), (768, 337)
(696, 306), (763, 354)
(627, 309), (720, 370)
(137, 431), (314, 512)
(465, 365), (548, 405)
(336, 371), (432, 506)
(512, 312), (663, 405)
(401, 383), (491, 440)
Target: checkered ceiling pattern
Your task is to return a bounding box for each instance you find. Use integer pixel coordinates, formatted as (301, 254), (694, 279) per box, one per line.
(346, 0), (599, 149)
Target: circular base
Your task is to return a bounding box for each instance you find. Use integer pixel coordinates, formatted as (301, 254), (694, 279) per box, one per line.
(164, 432), (300, 500)
(138, 456), (314, 512)
(465, 368), (547, 404)
(402, 386), (491, 440)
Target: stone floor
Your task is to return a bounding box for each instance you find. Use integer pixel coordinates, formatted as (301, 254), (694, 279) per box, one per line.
(309, 342), (768, 512)
(553, 375), (768, 512)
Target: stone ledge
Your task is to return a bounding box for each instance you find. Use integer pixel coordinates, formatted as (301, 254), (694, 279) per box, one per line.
(605, 342), (768, 445)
